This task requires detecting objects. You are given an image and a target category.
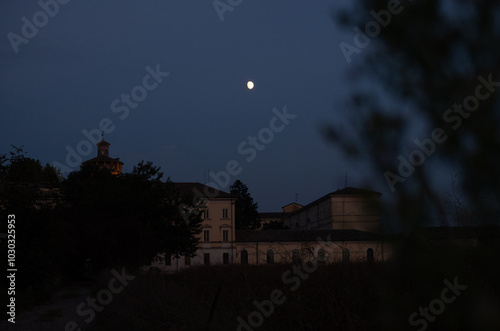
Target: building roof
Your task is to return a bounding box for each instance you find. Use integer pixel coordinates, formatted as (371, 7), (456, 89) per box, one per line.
(235, 226), (500, 244)
(83, 156), (123, 164)
(235, 229), (390, 242)
(173, 182), (235, 199)
(97, 139), (110, 146)
(281, 202), (303, 209)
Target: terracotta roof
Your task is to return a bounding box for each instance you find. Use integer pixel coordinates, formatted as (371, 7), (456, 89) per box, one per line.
(173, 182), (235, 199)
(235, 229), (389, 242)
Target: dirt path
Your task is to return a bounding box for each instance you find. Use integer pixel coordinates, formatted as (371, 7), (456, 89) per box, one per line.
(0, 283), (92, 331)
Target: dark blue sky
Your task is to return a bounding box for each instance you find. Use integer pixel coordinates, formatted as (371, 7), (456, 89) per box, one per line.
(0, 0), (394, 212)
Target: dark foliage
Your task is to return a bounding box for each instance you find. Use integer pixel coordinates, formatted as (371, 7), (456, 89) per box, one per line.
(327, 1), (500, 329)
(0, 148), (202, 316)
(230, 180), (261, 230)
(0, 146), (69, 311)
(263, 220), (290, 230)
(330, 0), (500, 228)
(62, 162), (203, 272)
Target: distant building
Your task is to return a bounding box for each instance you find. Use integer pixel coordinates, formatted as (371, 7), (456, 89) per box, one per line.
(151, 182), (237, 271)
(282, 187), (381, 232)
(82, 138), (123, 175)
(282, 202), (303, 214)
(149, 185), (391, 272)
(234, 187), (388, 265)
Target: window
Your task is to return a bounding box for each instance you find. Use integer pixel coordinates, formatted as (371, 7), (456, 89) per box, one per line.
(203, 230), (210, 242)
(223, 253), (229, 265)
(185, 255), (191, 266)
(241, 250), (248, 265)
(266, 249), (274, 264)
(317, 249), (326, 265)
(292, 249), (301, 264)
(222, 230), (229, 242)
(165, 254), (171, 266)
(204, 253), (210, 265)
(367, 248), (374, 262)
(222, 208), (228, 219)
(203, 209), (210, 219)
(342, 248), (350, 262)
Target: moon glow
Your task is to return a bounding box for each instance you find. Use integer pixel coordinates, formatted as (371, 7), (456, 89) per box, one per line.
(247, 81), (254, 89)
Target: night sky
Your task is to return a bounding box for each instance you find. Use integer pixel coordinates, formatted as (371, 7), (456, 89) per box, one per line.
(0, 0), (388, 213)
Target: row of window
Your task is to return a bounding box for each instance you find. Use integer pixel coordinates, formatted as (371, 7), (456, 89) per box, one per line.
(203, 229), (229, 242)
(202, 208), (229, 219)
(162, 248), (375, 267)
(240, 248), (375, 264)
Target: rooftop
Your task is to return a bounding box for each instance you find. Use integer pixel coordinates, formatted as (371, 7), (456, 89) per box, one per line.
(236, 229), (390, 242)
(173, 182), (235, 199)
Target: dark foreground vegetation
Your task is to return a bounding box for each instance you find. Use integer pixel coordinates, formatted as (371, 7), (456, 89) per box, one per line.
(0, 147), (204, 318)
(88, 240), (500, 331)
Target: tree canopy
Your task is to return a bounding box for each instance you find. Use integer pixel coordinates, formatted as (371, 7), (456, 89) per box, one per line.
(1, 147), (203, 310)
(62, 162), (203, 270)
(230, 180), (261, 229)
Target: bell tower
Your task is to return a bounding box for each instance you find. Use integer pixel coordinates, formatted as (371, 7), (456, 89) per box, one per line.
(97, 139), (110, 157)
(82, 132), (123, 175)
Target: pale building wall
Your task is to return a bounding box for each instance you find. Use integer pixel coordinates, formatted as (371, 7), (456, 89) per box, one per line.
(235, 240), (392, 265)
(331, 195), (380, 232)
(285, 193), (381, 232)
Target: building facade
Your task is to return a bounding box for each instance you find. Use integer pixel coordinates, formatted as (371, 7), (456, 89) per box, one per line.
(282, 187), (382, 232)
(234, 230), (392, 265)
(151, 182), (237, 272)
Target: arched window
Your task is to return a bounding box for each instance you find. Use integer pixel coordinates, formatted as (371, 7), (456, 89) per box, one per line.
(317, 249), (326, 265)
(342, 248), (350, 262)
(292, 249), (301, 264)
(367, 248), (374, 262)
(241, 250), (248, 265)
(266, 249), (274, 264)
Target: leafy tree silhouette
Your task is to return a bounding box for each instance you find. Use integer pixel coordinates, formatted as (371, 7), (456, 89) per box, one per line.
(62, 161), (203, 272)
(230, 180), (261, 229)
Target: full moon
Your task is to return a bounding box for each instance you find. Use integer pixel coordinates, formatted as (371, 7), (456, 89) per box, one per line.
(247, 81), (254, 90)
